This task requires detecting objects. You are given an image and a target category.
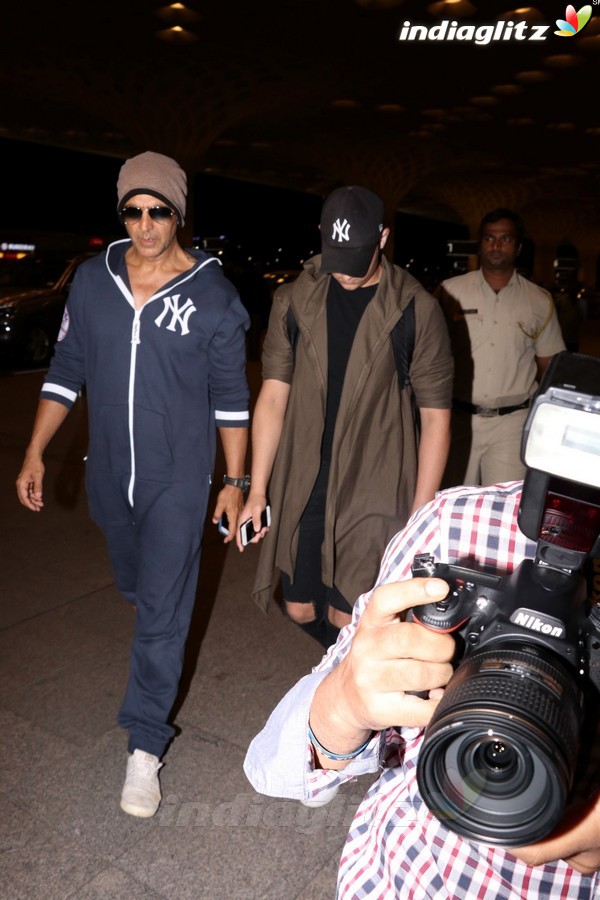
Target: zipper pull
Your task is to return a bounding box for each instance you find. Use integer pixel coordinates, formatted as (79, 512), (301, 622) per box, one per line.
(131, 316), (141, 345)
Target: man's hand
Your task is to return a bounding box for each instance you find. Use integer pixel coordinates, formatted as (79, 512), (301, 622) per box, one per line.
(235, 491), (270, 552)
(211, 485), (245, 544)
(15, 398), (71, 512)
(309, 578), (456, 768)
(215, 425), (248, 544)
(16, 454), (45, 511)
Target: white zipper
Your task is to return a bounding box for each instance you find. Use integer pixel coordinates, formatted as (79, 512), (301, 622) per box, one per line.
(127, 309), (142, 506)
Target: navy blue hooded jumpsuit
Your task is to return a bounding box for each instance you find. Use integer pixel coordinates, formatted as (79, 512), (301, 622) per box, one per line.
(41, 239), (250, 757)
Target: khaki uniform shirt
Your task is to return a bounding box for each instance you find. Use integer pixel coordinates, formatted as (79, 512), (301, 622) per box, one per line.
(439, 270), (565, 407)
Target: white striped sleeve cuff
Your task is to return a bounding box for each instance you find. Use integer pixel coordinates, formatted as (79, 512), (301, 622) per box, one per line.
(215, 409), (249, 427)
(40, 382), (79, 407)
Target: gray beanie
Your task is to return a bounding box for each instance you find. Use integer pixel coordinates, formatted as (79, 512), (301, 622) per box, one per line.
(117, 151), (187, 226)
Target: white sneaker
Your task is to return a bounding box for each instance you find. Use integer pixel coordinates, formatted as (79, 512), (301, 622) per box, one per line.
(120, 749), (163, 818)
(300, 785), (340, 808)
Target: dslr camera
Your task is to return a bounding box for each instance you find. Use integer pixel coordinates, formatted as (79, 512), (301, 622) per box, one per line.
(411, 352), (600, 846)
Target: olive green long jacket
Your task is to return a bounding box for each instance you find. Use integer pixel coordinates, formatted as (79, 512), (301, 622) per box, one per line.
(252, 255), (453, 613)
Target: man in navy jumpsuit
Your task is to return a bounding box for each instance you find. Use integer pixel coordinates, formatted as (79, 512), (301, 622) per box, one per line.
(16, 151), (251, 818)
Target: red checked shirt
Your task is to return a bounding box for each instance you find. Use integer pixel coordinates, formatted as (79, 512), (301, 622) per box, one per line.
(245, 482), (600, 899)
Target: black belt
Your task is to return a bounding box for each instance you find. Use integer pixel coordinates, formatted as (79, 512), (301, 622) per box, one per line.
(452, 398), (531, 417)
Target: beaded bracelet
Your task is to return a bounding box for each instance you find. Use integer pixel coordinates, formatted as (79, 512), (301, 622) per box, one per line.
(308, 724), (374, 761)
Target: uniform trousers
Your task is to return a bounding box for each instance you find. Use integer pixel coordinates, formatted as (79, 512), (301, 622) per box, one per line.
(444, 407), (529, 488)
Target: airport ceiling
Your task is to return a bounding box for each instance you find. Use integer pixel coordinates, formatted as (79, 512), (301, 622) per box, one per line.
(2, 0), (600, 238)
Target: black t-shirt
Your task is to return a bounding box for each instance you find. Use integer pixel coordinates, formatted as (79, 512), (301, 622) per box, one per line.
(320, 277), (377, 465)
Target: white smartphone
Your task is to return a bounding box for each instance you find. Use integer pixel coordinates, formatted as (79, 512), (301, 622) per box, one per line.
(217, 513), (229, 537)
(240, 506), (271, 546)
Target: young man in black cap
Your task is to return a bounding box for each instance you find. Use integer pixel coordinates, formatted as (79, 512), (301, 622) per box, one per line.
(16, 150), (251, 818)
(239, 185), (453, 650)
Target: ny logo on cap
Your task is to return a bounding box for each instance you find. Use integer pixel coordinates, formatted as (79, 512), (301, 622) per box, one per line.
(332, 218), (351, 243)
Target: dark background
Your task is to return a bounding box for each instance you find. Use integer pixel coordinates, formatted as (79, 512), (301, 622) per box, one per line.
(0, 138), (467, 274)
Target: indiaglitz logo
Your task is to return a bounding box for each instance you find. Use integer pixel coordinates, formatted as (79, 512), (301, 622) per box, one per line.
(555, 4), (593, 35)
(398, 19), (550, 43)
(398, 3), (595, 44)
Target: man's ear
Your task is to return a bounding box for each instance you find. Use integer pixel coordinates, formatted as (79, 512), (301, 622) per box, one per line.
(380, 227), (390, 250)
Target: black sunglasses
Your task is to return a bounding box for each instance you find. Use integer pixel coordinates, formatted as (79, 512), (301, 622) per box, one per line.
(119, 206), (175, 223)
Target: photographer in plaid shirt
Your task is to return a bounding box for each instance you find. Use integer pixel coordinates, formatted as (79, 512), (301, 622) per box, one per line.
(245, 481), (600, 898)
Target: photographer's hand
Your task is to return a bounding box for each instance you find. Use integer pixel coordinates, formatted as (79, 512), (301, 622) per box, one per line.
(309, 578), (455, 769)
(509, 791), (600, 875)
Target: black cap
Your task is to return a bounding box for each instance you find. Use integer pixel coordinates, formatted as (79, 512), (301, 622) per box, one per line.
(320, 185), (384, 277)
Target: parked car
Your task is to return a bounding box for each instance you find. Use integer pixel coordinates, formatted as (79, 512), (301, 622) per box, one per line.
(0, 253), (93, 367)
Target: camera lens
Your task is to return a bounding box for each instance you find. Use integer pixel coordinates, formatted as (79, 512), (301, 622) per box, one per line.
(417, 641), (583, 845)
